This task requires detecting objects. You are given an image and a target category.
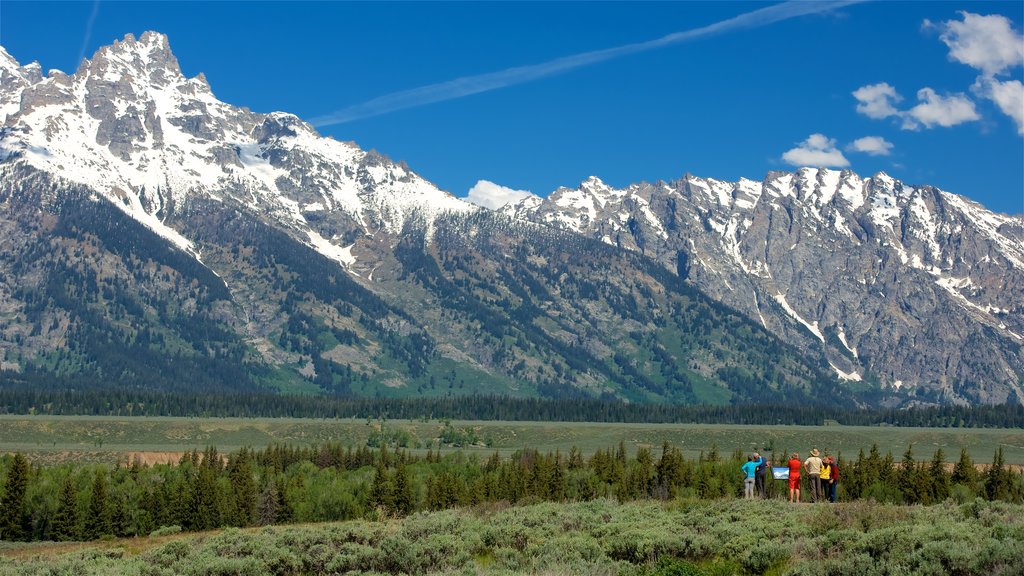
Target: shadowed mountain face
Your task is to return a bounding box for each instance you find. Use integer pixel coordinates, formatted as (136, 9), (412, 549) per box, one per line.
(0, 33), (1019, 406)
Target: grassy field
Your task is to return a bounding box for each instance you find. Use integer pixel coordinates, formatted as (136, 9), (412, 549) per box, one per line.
(2, 414), (1022, 465)
(2, 498), (1022, 575)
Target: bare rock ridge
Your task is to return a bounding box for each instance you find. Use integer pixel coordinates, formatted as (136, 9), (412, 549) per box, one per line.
(504, 170), (1024, 404)
(0, 32), (1020, 405)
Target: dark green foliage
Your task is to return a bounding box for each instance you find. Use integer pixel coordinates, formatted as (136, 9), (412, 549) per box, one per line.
(952, 447), (979, 487)
(3, 389), (1022, 428)
(2, 437), (1023, 544)
(393, 460), (414, 516)
(984, 447), (1019, 502)
(227, 448), (256, 527)
(50, 473), (80, 541)
(368, 446), (394, 513)
(83, 469), (112, 540)
(0, 452), (29, 541)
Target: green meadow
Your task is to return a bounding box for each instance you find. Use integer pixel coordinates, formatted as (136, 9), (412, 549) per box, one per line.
(2, 415), (1022, 465)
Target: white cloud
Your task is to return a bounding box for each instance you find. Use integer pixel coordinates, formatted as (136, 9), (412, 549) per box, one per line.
(854, 13), (1021, 136)
(975, 77), (1024, 135)
(934, 12), (1024, 77)
(903, 88), (980, 129)
(466, 180), (535, 210)
(847, 136), (894, 156)
(781, 134), (850, 167)
(853, 83), (902, 119)
(930, 12), (1024, 136)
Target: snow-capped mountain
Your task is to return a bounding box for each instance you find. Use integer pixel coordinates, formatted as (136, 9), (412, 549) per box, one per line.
(503, 170), (1024, 404)
(0, 31), (1018, 406)
(0, 32), (475, 268)
(2, 32), (851, 405)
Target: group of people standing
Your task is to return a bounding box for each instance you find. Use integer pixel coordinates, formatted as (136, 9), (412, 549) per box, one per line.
(787, 448), (837, 503)
(741, 448), (838, 502)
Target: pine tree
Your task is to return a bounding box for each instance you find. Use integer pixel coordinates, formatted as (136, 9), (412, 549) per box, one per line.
(84, 469), (113, 540)
(257, 482), (278, 526)
(0, 453), (30, 541)
(369, 458), (393, 512)
(393, 460), (414, 515)
(927, 449), (950, 503)
(274, 476), (294, 523)
(899, 445), (918, 504)
(656, 442), (680, 498)
(550, 451), (567, 501)
(191, 466), (222, 531)
(228, 449), (256, 527)
(951, 447), (978, 488)
(51, 474), (81, 541)
(984, 447), (1012, 501)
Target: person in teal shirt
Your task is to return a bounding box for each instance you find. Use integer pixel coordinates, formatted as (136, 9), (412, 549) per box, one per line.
(741, 453), (763, 499)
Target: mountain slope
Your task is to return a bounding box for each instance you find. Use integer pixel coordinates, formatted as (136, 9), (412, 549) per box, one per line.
(503, 170), (1024, 405)
(4, 32), (1019, 406)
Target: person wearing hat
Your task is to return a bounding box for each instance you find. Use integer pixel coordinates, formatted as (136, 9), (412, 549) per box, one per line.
(804, 448), (823, 503)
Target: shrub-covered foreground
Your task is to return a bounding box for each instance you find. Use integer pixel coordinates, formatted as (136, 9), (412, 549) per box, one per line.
(2, 497), (1023, 575)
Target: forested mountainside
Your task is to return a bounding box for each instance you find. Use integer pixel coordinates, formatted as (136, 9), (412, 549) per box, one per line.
(0, 167), (843, 404)
(1, 32), (1019, 407)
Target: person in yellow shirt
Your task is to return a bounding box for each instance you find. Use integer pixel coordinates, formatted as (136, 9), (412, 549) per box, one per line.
(819, 456), (832, 503)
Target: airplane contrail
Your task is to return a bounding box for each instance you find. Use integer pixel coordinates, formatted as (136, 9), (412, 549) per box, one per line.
(310, 1), (864, 127)
(77, 0), (102, 66)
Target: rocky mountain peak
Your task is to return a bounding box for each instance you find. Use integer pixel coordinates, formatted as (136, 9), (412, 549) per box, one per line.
(84, 31), (184, 91)
(507, 167), (1024, 404)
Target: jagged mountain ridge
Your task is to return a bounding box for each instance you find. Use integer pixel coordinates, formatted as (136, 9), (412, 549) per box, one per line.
(0, 31), (1015, 405)
(0, 32), (853, 405)
(0, 32), (475, 266)
(502, 170), (1024, 404)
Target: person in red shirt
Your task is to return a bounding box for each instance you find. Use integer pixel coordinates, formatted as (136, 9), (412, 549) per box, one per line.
(827, 455), (839, 502)
(788, 452), (802, 503)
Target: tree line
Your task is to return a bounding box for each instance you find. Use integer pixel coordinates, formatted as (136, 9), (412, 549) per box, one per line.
(1, 388), (1022, 428)
(1, 440), (1021, 542)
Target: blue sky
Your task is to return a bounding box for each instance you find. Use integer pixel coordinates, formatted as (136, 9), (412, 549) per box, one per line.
(1, 1), (1022, 215)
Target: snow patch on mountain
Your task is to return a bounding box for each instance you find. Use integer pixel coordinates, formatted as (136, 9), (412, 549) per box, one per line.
(773, 293), (825, 343)
(0, 32), (478, 271)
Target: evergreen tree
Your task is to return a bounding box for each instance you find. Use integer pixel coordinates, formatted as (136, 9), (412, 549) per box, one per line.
(0, 453), (30, 541)
(549, 451), (567, 501)
(656, 442), (684, 499)
(952, 447), (978, 488)
(274, 476), (294, 524)
(369, 458), (393, 512)
(393, 460), (414, 515)
(899, 445), (918, 504)
(171, 475), (195, 530)
(51, 474), (81, 541)
(227, 448), (257, 527)
(984, 447), (1013, 501)
(257, 482), (278, 526)
(83, 469), (112, 540)
(191, 466), (222, 531)
(927, 449), (950, 503)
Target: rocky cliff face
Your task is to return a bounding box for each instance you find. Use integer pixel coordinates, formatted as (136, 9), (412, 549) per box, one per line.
(0, 32), (847, 405)
(1, 32), (1018, 406)
(503, 171), (1024, 405)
